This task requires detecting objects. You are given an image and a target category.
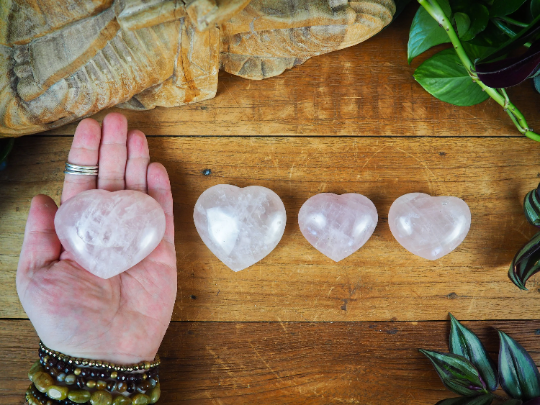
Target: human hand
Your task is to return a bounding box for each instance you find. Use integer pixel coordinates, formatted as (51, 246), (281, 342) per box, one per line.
(17, 113), (177, 364)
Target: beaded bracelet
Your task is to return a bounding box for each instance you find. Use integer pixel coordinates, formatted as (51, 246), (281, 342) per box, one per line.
(28, 342), (162, 405)
(39, 342), (160, 372)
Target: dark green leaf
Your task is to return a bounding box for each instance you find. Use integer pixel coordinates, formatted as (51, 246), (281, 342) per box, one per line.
(449, 314), (498, 392)
(504, 401), (524, 405)
(523, 184), (540, 227)
(535, 75), (540, 93)
(436, 395), (494, 405)
(490, 0), (528, 18)
(420, 350), (488, 396)
(499, 331), (540, 400)
(478, 14), (540, 64)
(462, 42), (497, 60)
(455, 12), (472, 38)
(414, 49), (489, 106)
(533, 0), (540, 19)
(407, 0), (452, 63)
(461, 4), (490, 41)
(508, 231), (540, 290)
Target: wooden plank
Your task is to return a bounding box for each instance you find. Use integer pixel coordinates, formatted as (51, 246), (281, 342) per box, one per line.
(3, 319), (540, 405)
(39, 6), (540, 137)
(2, 136), (540, 321)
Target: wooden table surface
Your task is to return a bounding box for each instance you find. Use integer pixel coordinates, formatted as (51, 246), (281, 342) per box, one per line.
(2, 5), (540, 404)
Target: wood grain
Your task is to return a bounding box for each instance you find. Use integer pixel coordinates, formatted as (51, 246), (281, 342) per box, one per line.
(39, 6), (540, 137)
(2, 136), (540, 321)
(3, 319), (540, 405)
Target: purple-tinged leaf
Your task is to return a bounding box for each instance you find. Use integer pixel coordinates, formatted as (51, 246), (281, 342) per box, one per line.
(475, 41), (540, 88)
(499, 331), (540, 400)
(508, 231), (540, 290)
(420, 350), (488, 397)
(436, 395), (494, 405)
(449, 314), (498, 392)
(525, 398), (540, 405)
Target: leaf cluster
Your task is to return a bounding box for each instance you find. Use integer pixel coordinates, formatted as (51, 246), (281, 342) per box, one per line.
(421, 314), (540, 405)
(408, 0), (540, 106)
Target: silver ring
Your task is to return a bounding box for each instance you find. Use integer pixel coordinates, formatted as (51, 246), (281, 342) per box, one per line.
(64, 162), (98, 176)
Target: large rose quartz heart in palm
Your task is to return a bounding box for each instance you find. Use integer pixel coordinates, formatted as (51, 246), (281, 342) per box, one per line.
(55, 189), (166, 279)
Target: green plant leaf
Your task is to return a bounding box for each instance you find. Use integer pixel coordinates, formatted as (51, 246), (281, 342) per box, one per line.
(461, 4), (490, 41)
(462, 42), (497, 60)
(508, 231), (540, 290)
(436, 395), (494, 405)
(490, 0), (528, 18)
(455, 12), (472, 38)
(499, 331), (540, 400)
(523, 184), (540, 227)
(449, 314), (498, 392)
(420, 350), (488, 396)
(414, 49), (490, 106)
(535, 75), (540, 93)
(407, 0), (452, 63)
(533, 0), (540, 19)
(503, 401), (524, 405)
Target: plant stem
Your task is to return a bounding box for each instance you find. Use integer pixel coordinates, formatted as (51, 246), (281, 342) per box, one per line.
(491, 19), (532, 47)
(417, 0), (540, 142)
(500, 16), (529, 28)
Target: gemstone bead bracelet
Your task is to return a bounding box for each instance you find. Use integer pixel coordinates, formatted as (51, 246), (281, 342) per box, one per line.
(27, 342), (161, 405)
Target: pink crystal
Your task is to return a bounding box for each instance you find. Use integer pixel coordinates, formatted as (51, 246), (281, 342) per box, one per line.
(54, 189), (166, 279)
(298, 193), (378, 262)
(388, 193), (471, 260)
(194, 184), (287, 272)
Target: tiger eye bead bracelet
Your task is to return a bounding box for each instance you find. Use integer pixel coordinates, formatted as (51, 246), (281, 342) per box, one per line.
(29, 342), (162, 404)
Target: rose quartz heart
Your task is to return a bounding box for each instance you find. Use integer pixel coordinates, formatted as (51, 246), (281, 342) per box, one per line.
(388, 193), (471, 260)
(298, 193), (378, 262)
(54, 189), (166, 279)
(194, 184), (287, 272)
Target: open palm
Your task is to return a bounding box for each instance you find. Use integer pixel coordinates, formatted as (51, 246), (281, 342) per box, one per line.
(16, 113), (176, 364)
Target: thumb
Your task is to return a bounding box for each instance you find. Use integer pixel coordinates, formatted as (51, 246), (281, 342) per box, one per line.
(17, 195), (61, 289)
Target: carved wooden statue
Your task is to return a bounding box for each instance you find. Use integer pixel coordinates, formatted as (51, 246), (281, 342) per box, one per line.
(0, 0), (395, 137)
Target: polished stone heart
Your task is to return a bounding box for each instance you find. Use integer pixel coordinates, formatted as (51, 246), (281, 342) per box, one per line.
(194, 184), (287, 272)
(388, 193), (471, 260)
(298, 193), (378, 262)
(55, 189), (166, 279)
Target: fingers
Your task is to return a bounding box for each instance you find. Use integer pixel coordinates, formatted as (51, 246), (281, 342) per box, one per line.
(147, 163), (175, 246)
(98, 113), (128, 191)
(125, 130), (150, 192)
(61, 119), (101, 203)
(17, 195), (61, 289)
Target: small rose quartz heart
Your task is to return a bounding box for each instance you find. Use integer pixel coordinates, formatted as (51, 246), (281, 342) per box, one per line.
(194, 184), (287, 272)
(298, 193), (378, 262)
(54, 189), (166, 279)
(388, 193), (471, 260)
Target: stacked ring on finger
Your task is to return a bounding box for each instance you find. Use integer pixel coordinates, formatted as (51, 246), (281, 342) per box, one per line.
(64, 163), (99, 176)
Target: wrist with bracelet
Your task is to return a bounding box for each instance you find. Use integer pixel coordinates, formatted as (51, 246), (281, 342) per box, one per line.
(26, 342), (161, 405)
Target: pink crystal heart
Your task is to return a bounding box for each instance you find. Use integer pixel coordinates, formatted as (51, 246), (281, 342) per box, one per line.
(388, 193), (471, 260)
(298, 193), (378, 262)
(55, 189), (166, 279)
(194, 184), (287, 272)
